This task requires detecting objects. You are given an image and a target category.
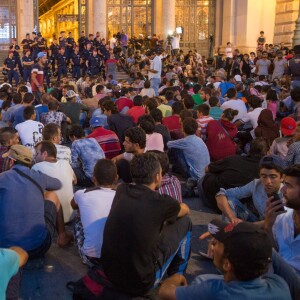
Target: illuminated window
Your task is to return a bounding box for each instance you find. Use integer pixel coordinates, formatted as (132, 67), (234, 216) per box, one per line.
(175, 0), (216, 51)
(107, 0), (152, 39)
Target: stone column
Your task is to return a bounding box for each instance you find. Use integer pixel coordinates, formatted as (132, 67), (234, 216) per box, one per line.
(93, 0), (107, 39)
(18, 0), (34, 43)
(162, 0), (175, 39)
(153, 0), (162, 37)
(293, 1), (300, 46)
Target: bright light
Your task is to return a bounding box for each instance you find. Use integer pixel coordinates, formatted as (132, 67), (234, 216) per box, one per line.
(49, 38), (53, 43)
(108, 12), (113, 17)
(176, 27), (182, 34)
(168, 30), (173, 35)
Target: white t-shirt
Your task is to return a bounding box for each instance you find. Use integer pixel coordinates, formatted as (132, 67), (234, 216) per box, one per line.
(15, 120), (44, 150)
(56, 144), (72, 165)
(221, 99), (247, 122)
(109, 37), (116, 49)
(74, 187), (115, 258)
(225, 47), (233, 58)
(148, 56), (162, 80)
(241, 107), (264, 129)
(140, 88), (155, 98)
(32, 160), (75, 222)
(171, 36), (180, 49)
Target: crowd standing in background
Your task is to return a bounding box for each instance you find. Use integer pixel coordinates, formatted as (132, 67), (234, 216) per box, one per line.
(1, 29), (300, 300)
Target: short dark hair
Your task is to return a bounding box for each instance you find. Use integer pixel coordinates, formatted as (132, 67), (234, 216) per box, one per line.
(133, 95), (143, 106)
(201, 87), (211, 96)
(150, 108), (163, 122)
(222, 108), (238, 121)
(144, 98), (158, 111)
(0, 127), (17, 146)
(284, 165), (300, 185)
(193, 84), (201, 94)
(69, 124), (85, 139)
(102, 99), (119, 114)
(227, 88), (237, 99)
(248, 95), (262, 109)
(18, 86), (28, 94)
(94, 159), (117, 185)
(35, 140), (57, 158)
(209, 96), (219, 107)
(172, 101), (184, 114)
(23, 92), (35, 104)
(138, 115), (155, 134)
(248, 137), (268, 159)
(125, 127), (146, 148)
(120, 87), (129, 96)
(23, 106), (35, 120)
(144, 80), (151, 89)
(197, 104), (210, 115)
(96, 85), (104, 94)
(179, 109), (193, 122)
(130, 152), (161, 185)
(183, 117), (198, 135)
(165, 90), (174, 101)
(48, 101), (59, 110)
(148, 150), (169, 175)
(183, 95), (194, 109)
(291, 88), (300, 102)
(42, 123), (60, 141)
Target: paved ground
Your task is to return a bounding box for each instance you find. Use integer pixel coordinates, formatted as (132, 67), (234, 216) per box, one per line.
(20, 194), (220, 300)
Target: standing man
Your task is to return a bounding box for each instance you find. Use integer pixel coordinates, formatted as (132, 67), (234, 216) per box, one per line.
(49, 38), (59, 73)
(22, 49), (34, 82)
(287, 45), (300, 90)
(256, 51), (271, 77)
(147, 50), (162, 96)
(31, 52), (47, 103)
(59, 31), (66, 49)
(80, 42), (92, 77)
(20, 33), (33, 55)
(31, 32), (39, 61)
(120, 29), (128, 56)
(171, 33), (180, 56)
(78, 31), (86, 53)
(70, 46), (81, 80)
(3, 51), (19, 86)
(9, 38), (23, 77)
(66, 31), (75, 65)
(56, 47), (68, 81)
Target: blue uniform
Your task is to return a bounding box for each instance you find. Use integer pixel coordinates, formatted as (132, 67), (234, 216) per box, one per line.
(56, 53), (68, 81)
(9, 44), (23, 76)
(32, 37), (39, 60)
(66, 37), (75, 61)
(4, 57), (19, 85)
(22, 55), (33, 82)
(87, 55), (101, 76)
(50, 43), (59, 72)
(59, 37), (66, 49)
(80, 49), (92, 76)
(71, 52), (81, 79)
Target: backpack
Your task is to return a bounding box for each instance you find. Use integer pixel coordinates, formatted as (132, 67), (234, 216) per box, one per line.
(66, 266), (132, 300)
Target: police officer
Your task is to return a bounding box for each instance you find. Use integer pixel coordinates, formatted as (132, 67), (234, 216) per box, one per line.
(49, 39), (60, 73)
(37, 34), (46, 53)
(87, 49), (101, 76)
(9, 38), (23, 77)
(287, 44), (300, 90)
(3, 51), (19, 85)
(31, 32), (39, 61)
(22, 49), (34, 82)
(87, 34), (95, 47)
(66, 31), (75, 64)
(78, 31), (87, 53)
(59, 31), (66, 49)
(80, 42), (92, 77)
(21, 33), (33, 55)
(70, 45), (81, 80)
(56, 47), (68, 81)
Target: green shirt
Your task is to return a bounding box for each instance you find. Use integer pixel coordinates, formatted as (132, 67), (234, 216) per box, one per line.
(192, 94), (204, 106)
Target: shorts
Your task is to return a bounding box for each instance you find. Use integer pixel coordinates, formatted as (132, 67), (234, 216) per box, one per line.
(27, 200), (57, 259)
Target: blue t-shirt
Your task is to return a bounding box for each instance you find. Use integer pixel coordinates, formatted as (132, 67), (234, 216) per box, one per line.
(0, 249), (19, 299)
(176, 274), (291, 300)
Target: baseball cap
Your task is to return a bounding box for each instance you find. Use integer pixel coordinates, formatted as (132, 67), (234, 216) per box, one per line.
(37, 52), (46, 59)
(65, 90), (78, 98)
(234, 75), (242, 82)
(208, 219), (272, 262)
(90, 117), (104, 128)
(259, 155), (286, 172)
(2, 144), (33, 165)
(280, 117), (297, 136)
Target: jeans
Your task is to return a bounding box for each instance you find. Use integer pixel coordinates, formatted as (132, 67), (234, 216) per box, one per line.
(72, 65), (81, 79)
(8, 70), (19, 85)
(23, 68), (31, 82)
(150, 77), (161, 96)
(73, 167), (93, 187)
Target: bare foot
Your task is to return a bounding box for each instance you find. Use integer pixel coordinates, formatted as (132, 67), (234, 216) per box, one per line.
(57, 232), (74, 248)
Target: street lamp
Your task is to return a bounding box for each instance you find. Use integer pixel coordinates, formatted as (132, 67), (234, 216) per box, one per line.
(292, 1), (300, 47)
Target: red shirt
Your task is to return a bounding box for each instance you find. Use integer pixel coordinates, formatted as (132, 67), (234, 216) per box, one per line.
(87, 127), (121, 159)
(115, 97), (134, 112)
(31, 63), (44, 92)
(162, 115), (180, 131)
(206, 119), (237, 161)
(126, 106), (145, 123)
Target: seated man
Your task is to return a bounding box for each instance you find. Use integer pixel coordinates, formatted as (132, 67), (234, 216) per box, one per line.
(1, 246), (28, 300)
(216, 155), (285, 224)
(159, 219), (292, 300)
(32, 141), (76, 223)
(86, 117), (121, 159)
(69, 124), (105, 187)
(0, 145), (72, 259)
(167, 117), (210, 181)
(200, 138), (268, 211)
(101, 153), (191, 297)
(42, 123), (71, 164)
(265, 164), (300, 276)
(71, 159), (117, 266)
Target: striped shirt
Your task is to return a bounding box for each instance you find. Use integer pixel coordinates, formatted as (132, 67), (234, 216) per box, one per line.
(196, 116), (214, 141)
(158, 174), (182, 203)
(87, 127), (121, 159)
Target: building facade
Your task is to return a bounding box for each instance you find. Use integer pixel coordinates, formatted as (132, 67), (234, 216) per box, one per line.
(0, 0), (299, 56)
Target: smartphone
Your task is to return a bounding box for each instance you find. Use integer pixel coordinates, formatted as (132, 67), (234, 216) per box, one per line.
(271, 193), (285, 212)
